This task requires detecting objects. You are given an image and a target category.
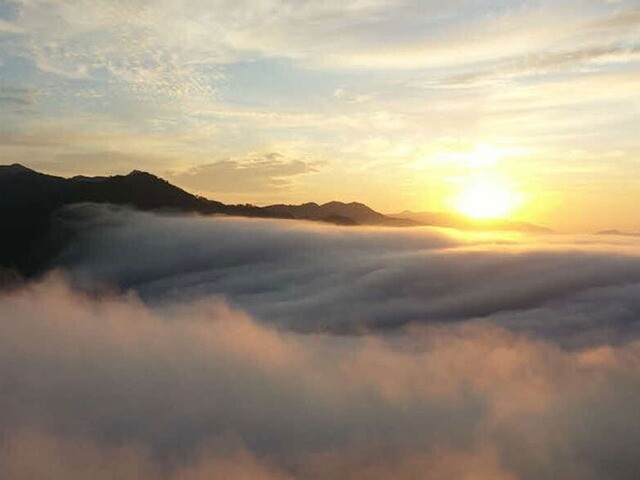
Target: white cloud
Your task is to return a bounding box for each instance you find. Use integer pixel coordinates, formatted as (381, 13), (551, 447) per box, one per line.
(4, 0), (638, 88)
(53, 205), (640, 343)
(1, 266), (640, 479)
(1, 208), (640, 478)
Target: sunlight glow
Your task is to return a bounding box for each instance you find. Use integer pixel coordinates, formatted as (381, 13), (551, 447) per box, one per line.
(465, 144), (504, 168)
(455, 178), (520, 219)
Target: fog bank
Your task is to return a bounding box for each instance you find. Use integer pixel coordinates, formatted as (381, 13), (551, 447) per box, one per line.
(53, 205), (640, 345)
(1, 276), (640, 479)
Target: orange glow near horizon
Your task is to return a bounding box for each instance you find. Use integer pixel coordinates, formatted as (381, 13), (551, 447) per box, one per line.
(453, 177), (522, 220)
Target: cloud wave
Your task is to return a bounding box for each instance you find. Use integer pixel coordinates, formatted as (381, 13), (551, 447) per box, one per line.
(2, 206), (640, 478)
(53, 205), (640, 345)
(1, 272), (640, 479)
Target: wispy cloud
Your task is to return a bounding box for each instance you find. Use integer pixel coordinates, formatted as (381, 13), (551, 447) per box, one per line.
(169, 152), (320, 197)
(0, 0), (639, 228)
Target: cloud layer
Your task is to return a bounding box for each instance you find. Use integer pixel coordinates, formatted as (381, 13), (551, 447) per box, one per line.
(3, 208), (640, 477)
(54, 205), (640, 345)
(2, 269), (640, 479)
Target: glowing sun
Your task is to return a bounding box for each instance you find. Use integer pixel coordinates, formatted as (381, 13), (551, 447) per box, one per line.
(454, 179), (520, 220)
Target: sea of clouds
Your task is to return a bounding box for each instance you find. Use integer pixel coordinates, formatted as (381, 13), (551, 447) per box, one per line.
(55, 205), (640, 345)
(2, 204), (640, 479)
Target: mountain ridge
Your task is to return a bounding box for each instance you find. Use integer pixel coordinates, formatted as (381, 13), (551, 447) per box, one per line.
(264, 201), (417, 226)
(0, 165), (283, 275)
(0, 164), (552, 276)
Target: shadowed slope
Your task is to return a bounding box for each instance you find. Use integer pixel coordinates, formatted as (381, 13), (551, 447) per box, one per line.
(0, 165), (280, 274)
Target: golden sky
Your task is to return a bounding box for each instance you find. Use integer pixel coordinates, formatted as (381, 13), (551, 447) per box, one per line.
(1, 0), (639, 232)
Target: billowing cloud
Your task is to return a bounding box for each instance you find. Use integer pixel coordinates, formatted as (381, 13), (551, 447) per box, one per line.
(53, 205), (640, 345)
(2, 207), (640, 477)
(1, 269), (640, 479)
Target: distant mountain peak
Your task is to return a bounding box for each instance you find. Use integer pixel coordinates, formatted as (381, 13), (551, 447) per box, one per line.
(0, 163), (35, 174)
(323, 200), (365, 207)
(119, 170), (173, 186)
(71, 175), (109, 182)
(391, 210), (553, 233)
(0, 165), (285, 275)
(264, 200), (415, 226)
(127, 169), (158, 178)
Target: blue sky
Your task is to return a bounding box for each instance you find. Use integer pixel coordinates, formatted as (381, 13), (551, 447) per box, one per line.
(1, 0), (639, 230)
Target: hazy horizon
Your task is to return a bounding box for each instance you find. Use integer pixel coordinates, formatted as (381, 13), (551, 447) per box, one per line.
(2, 161), (637, 234)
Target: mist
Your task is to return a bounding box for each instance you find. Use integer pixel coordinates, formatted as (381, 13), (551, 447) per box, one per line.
(2, 205), (640, 479)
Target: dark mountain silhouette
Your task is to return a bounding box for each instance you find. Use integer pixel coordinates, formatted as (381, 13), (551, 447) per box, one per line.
(0, 164), (416, 275)
(0, 164), (282, 275)
(265, 201), (417, 227)
(0, 163), (552, 276)
(391, 211), (553, 234)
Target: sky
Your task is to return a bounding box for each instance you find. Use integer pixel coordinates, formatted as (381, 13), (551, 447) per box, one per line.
(0, 0), (639, 232)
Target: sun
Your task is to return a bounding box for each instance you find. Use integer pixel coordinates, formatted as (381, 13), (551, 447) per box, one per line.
(454, 178), (520, 220)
